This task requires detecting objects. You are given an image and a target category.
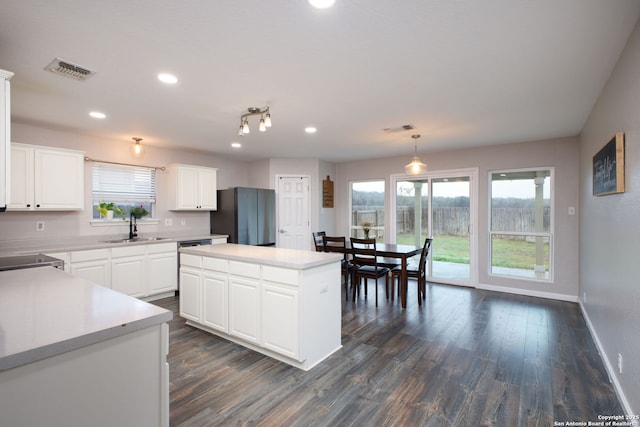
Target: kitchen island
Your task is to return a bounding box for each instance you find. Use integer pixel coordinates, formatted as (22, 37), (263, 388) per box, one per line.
(179, 243), (343, 370)
(0, 267), (172, 427)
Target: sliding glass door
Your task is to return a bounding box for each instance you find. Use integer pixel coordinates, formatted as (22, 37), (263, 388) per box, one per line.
(393, 169), (476, 286)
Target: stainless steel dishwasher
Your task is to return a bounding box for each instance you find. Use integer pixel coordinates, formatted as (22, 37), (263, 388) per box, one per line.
(176, 238), (212, 294)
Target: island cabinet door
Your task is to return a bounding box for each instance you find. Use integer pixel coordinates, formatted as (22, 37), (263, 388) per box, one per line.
(229, 275), (261, 344)
(202, 270), (228, 333)
(179, 267), (201, 322)
(261, 282), (300, 360)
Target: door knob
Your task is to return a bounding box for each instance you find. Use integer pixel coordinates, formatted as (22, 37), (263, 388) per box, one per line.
(279, 229), (286, 233)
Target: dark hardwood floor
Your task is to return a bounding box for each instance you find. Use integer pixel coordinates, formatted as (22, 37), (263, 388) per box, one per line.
(152, 280), (623, 427)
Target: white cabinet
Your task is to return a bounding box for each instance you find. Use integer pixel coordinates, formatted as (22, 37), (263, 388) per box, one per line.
(178, 249), (341, 370)
(55, 242), (178, 299)
(261, 283), (299, 359)
(202, 257), (228, 333)
(0, 69), (12, 211)
(9, 143), (84, 211)
(70, 248), (111, 287)
(179, 254), (201, 322)
(111, 246), (147, 297)
(166, 164), (217, 211)
(148, 244), (178, 295)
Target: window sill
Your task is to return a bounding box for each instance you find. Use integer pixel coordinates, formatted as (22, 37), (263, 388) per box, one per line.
(90, 219), (160, 227)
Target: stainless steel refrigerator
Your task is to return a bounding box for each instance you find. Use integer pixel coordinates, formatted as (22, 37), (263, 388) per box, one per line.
(210, 187), (276, 246)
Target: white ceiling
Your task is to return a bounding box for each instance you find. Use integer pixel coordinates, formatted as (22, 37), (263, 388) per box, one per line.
(1, 1), (639, 162)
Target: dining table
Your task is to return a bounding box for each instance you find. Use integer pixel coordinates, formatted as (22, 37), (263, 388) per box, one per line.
(340, 241), (421, 309)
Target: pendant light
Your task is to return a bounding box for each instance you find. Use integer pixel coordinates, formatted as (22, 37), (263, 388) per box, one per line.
(405, 134), (427, 175)
(131, 137), (144, 157)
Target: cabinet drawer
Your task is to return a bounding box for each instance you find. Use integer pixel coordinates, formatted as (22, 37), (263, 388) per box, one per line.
(70, 248), (110, 262)
(180, 253), (201, 268)
(112, 245), (146, 258)
(262, 266), (299, 286)
(229, 260), (260, 279)
(203, 257), (228, 273)
(147, 242), (177, 254)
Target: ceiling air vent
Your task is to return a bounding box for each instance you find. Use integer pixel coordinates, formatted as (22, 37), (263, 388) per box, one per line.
(383, 124), (415, 133)
(44, 58), (95, 81)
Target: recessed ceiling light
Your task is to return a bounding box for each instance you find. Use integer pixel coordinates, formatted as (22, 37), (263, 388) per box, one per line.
(231, 142), (242, 148)
(309, 0), (335, 9)
(158, 73), (178, 84)
(305, 127), (317, 134)
(89, 111), (106, 119)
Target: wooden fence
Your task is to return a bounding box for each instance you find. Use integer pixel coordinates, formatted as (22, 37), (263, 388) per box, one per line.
(353, 206), (550, 236)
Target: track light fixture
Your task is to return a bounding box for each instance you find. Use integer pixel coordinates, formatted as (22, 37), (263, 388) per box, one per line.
(405, 134), (427, 175)
(238, 106), (272, 136)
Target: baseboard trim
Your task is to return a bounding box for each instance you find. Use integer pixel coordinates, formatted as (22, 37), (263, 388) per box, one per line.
(578, 301), (636, 422)
(476, 283), (578, 302)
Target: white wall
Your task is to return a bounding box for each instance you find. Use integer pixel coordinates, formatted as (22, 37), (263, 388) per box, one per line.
(579, 19), (640, 414)
(334, 136), (580, 299)
(0, 122), (248, 242)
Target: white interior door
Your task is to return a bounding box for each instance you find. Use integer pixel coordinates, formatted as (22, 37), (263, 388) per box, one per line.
(276, 176), (310, 250)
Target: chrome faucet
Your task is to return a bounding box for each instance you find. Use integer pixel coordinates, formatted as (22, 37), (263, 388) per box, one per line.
(129, 213), (138, 239)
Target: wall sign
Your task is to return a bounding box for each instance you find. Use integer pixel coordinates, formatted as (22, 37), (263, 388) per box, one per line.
(322, 175), (334, 208)
(593, 132), (625, 196)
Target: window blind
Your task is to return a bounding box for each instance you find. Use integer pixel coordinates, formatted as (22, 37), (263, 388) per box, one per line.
(92, 163), (156, 202)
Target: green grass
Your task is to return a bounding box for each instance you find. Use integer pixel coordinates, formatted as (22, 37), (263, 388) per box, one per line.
(396, 233), (549, 270)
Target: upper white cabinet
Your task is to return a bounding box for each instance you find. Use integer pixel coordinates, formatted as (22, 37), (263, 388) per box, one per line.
(166, 164), (217, 211)
(9, 143), (84, 211)
(0, 69), (13, 211)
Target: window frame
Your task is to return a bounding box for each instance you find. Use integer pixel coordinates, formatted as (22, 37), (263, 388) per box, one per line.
(488, 167), (554, 282)
(90, 162), (159, 226)
(349, 179), (386, 241)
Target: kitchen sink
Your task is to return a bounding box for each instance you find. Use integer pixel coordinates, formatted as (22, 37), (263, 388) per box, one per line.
(101, 237), (170, 244)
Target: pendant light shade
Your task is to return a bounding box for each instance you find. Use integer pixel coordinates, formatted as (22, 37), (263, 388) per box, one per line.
(405, 134), (427, 175)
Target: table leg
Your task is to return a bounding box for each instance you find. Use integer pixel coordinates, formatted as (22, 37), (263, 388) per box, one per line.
(401, 256), (407, 308)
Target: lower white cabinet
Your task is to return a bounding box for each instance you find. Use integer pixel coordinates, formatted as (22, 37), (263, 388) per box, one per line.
(178, 251), (341, 370)
(261, 282), (299, 359)
(179, 264), (202, 323)
(111, 246), (147, 297)
(148, 245), (178, 295)
(69, 248), (111, 287)
(202, 270), (228, 333)
(48, 242), (177, 299)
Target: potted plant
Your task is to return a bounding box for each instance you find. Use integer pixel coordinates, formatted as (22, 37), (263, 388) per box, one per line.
(128, 205), (150, 219)
(97, 202), (124, 220)
(360, 221), (374, 239)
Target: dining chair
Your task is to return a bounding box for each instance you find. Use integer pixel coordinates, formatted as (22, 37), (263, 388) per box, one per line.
(390, 237), (432, 305)
(312, 231), (326, 252)
(350, 237), (391, 306)
(323, 235), (352, 300)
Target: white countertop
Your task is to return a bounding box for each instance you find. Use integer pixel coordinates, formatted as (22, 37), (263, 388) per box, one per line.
(0, 233), (228, 256)
(180, 243), (342, 269)
(0, 267), (172, 371)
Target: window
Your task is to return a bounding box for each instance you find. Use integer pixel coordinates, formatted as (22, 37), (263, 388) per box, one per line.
(490, 168), (552, 280)
(91, 163), (156, 220)
(350, 180), (384, 241)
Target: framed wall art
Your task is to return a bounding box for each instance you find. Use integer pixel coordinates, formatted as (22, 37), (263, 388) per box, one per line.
(593, 132), (625, 196)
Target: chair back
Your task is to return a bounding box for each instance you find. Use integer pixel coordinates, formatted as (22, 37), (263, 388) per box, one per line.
(418, 237), (433, 273)
(312, 231), (326, 252)
(324, 235), (347, 260)
(350, 237), (379, 268)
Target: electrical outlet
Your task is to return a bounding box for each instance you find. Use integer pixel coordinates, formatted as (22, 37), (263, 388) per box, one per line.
(36, 221), (45, 231)
(180, 218), (186, 226)
(618, 353), (623, 374)
(165, 218), (173, 226)
(568, 206), (576, 215)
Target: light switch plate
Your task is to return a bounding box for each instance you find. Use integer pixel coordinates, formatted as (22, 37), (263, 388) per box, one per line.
(36, 221), (45, 231)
